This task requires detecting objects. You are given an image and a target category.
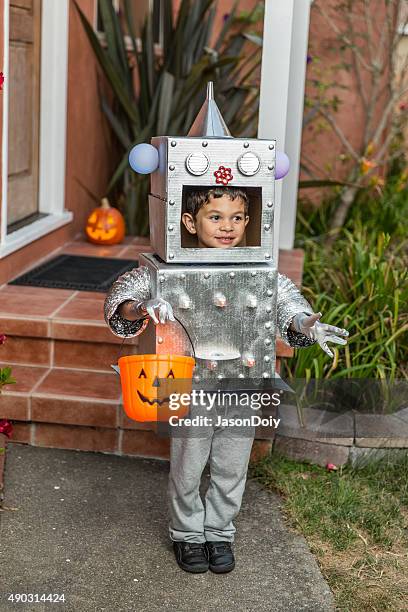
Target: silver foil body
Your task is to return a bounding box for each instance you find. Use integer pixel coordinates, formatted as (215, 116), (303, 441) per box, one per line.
(138, 253), (278, 383)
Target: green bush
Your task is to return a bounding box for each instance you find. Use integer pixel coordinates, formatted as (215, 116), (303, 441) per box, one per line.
(284, 176), (408, 382)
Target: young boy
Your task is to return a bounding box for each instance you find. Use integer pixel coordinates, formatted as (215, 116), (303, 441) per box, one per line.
(104, 186), (348, 574)
(181, 186), (249, 249)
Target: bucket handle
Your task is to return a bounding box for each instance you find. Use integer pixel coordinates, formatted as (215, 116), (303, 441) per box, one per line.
(117, 315), (196, 362)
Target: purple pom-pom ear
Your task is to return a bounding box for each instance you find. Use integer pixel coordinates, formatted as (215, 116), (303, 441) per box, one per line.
(129, 143), (159, 174)
(275, 151), (290, 179)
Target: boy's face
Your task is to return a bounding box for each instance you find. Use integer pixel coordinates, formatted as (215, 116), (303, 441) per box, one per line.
(182, 195), (249, 249)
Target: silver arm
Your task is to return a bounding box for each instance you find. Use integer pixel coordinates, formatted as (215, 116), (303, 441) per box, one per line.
(276, 273), (316, 348)
(103, 266), (152, 338)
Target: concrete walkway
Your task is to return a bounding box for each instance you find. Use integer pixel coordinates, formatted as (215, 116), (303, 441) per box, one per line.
(1, 444), (335, 612)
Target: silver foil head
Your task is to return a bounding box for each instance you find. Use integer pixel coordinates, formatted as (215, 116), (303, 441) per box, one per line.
(187, 82), (232, 138)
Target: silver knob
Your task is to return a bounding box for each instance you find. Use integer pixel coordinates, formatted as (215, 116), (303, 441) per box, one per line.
(237, 151), (261, 176)
(186, 152), (209, 175)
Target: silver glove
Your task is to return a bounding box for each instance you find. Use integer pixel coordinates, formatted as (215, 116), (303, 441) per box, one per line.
(136, 298), (175, 325)
(292, 312), (349, 358)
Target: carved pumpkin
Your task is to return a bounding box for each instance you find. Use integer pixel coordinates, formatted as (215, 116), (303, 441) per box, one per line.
(118, 354), (195, 422)
(85, 198), (125, 245)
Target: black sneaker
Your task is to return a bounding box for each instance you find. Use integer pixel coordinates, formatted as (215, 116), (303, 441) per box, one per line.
(173, 541), (209, 573)
(206, 541), (235, 573)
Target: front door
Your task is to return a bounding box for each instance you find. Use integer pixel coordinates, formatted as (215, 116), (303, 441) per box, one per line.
(7, 0), (42, 233)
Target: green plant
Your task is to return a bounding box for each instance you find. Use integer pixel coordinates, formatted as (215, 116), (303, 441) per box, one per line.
(284, 176), (408, 386)
(75, 0), (262, 235)
(0, 335), (15, 393)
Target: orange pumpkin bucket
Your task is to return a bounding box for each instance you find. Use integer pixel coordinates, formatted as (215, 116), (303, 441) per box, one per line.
(118, 354), (195, 422)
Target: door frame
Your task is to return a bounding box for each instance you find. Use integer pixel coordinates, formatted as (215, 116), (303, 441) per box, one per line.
(0, 0), (72, 259)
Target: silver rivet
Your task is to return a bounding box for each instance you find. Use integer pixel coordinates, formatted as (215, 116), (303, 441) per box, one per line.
(171, 140), (177, 147)
(204, 272), (210, 279)
(243, 353), (256, 367)
(266, 306), (272, 313)
(214, 292), (227, 307)
(265, 253), (271, 260)
(229, 272), (235, 279)
(159, 275), (165, 283)
(264, 355), (271, 362)
(169, 199), (175, 206)
(169, 164), (175, 171)
(268, 164), (274, 171)
(168, 224), (174, 231)
(267, 201), (273, 208)
(157, 337), (163, 344)
(251, 271), (257, 276)
(264, 224), (270, 231)
(264, 338), (272, 346)
(179, 294), (191, 309)
(194, 375), (200, 382)
(262, 372), (270, 378)
(246, 295), (257, 308)
(202, 141), (208, 147)
(268, 143), (275, 150)
(217, 374), (224, 380)
(179, 273), (186, 280)
(265, 322), (272, 329)
(267, 289), (273, 296)
(238, 373), (245, 379)
(169, 253), (174, 259)
(243, 142), (249, 148)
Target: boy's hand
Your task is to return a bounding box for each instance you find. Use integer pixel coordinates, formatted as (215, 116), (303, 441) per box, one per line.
(137, 298), (175, 325)
(292, 312), (349, 358)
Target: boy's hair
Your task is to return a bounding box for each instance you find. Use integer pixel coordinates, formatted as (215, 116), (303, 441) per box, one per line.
(185, 187), (249, 218)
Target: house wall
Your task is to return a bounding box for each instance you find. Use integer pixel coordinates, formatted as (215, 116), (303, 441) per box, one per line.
(64, 0), (119, 237)
(300, 0), (393, 202)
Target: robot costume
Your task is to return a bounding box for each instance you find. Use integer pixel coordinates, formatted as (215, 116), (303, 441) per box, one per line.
(103, 83), (348, 544)
(104, 83), (317, 384)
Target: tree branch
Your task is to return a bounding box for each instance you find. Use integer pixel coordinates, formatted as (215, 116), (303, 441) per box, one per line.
(345, 10), (368, 113)
(317, 108), (360, 161)
(318, 3), (374, 73)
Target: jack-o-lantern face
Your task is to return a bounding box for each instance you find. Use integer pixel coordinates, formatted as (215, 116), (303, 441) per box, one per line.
(136, 368), (176, 406)
(85, 198), (125, 246)
(119, 354), (195, 422)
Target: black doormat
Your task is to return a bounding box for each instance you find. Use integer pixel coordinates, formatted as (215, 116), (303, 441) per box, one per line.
(8, 254), (139, 293)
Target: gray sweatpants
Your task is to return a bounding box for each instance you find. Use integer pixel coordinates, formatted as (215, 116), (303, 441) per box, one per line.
(167, 401), (256, 543)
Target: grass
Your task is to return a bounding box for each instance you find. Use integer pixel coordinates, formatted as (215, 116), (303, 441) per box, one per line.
(249, 452), (408, 611)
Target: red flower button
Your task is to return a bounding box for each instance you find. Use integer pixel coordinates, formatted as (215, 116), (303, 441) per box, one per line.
(214, 166), (233, 185)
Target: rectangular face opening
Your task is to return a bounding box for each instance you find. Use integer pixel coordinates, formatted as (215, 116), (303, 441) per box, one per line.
(180, 186), (262, 249)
